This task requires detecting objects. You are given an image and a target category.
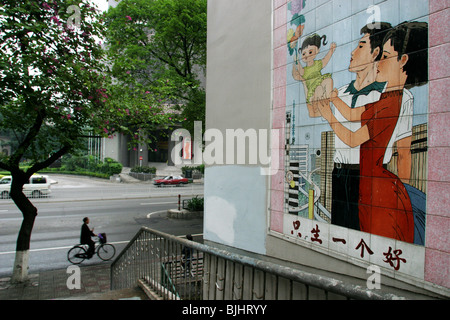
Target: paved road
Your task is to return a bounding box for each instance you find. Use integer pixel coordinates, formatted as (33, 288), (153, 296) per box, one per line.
(0, 175), (204, 277)
(47, 174), (204, 201)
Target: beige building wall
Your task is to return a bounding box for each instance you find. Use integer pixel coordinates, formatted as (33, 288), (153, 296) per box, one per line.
(204, 0), (273, 254)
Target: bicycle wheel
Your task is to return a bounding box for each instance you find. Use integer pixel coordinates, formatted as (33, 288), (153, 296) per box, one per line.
(97, 243), (116, 261)
(68, 246), (87, 264)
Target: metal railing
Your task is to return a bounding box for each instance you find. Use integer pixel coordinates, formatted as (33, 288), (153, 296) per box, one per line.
(111, 227), (203, 300)
(111, 227), (406, 300)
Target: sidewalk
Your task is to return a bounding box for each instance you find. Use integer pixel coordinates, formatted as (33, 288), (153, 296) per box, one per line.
(0, 263), (148, 300)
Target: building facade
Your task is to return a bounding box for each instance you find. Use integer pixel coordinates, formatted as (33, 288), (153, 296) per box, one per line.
(102, 129), (179, 168)
(204, 0), (449, 297)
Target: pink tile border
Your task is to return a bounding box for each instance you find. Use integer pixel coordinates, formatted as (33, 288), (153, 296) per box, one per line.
(273, 66), (287, 89)
(270, 209), (284, 233)
(425, 214), (450, 252)
(274, 26), (286, 50)
(425, 1), (450, 288)
(428, 113), (449, 147)
(429, 43), (450, 81)
(428, 147), (450, 182)
(273, 86), (286, 109)
(429, 77), (450, 114)
(425, 248), (450, 289)
(270, 0), (288, 244)
(274, 0), (287, 10)
(429, 8), (450, 47)
(271, 168), (285, 193)
(270, 189), (285, 214)
(273, 46), (287, 69)
(273, 3), (287, 30)
(426, 181), (450, 218)
(429, 0), (449, 14)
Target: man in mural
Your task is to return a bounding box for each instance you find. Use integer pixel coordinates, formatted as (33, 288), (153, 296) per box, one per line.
(325, 23), (414, 232)
(317, 21), (428, 244)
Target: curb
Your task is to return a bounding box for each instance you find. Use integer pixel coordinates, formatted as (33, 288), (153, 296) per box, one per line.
(167, 208), (203, 219)
(146, 209), (204, 220)
(146, 210), (168, 219)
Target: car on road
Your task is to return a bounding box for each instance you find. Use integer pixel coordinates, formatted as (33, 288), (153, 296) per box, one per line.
(153, 175), (189, 186)
(0, 175), (52, 199)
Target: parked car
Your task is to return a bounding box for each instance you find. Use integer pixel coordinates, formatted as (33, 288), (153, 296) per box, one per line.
(0, 175), (52, 199)
(153, 175), (189, 186)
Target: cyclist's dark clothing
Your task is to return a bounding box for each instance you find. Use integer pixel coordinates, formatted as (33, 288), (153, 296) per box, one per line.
(80, 223), (95, 258)
(181, 245), (193, 273)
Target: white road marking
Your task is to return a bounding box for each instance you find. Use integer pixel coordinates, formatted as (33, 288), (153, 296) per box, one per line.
(140, 202), (177, 206)
(146, 210), (168, 218)
(0, 241), (130, 255)
(0, 233), (203, 256)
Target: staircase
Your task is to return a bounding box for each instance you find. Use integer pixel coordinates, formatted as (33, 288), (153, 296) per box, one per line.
(109, 227), (437, 300)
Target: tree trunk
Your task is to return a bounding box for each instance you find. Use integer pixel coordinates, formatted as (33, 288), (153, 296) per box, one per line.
(10, 176), (38, 283)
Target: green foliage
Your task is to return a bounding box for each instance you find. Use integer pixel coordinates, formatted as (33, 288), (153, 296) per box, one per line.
(61, 155), (97, 171)
(104, 0), (207, 135)
(130, 166), (157, 174)
(0, 0), (179, 179)
(179, 89), (205, 135)
(38, 167), (111, 179)
(61, 155), (122, 176)
(0, 0), (109, 176)
(181, 164), (204, 175)
(101, 157), (123, 175)
(0, 0), (183, 271)
(186, 196), (203, 212)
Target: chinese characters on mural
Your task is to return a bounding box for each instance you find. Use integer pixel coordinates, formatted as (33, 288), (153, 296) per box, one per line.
(284, 0), (428, 255)
(290, 219), (407, 271)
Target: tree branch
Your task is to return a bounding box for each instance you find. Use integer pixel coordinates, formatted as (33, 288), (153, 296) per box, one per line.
(27, 145), (71, 176)
(9, 105), (45, 166)
(0, 161), (12, 172)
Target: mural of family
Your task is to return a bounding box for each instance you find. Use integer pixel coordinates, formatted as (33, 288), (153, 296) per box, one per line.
(285, 0), (428, 246)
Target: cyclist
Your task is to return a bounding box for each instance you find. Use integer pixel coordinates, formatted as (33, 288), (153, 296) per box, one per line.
(80, 217), (97, 259)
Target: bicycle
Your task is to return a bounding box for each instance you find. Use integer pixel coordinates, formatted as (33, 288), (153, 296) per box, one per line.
(67, 233), (116, 265)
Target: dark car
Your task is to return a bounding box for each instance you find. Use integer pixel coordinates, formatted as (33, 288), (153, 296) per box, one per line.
(153, 175), (189, 186)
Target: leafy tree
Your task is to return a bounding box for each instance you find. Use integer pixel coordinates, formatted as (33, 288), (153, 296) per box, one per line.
(0, 0), (173, 282)
(0, 0), (109, 282)
(104, 0), (207, 135)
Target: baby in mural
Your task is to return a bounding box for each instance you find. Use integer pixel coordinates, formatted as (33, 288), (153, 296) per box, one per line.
(292, 34), (336, 117)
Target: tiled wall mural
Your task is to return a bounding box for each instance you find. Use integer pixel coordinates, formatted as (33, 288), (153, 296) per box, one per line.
(270, 0), (448, 286)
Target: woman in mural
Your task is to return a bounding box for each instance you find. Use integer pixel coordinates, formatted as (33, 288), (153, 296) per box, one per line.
(317, 21), (428, 243)
(293, 34), (336, 117)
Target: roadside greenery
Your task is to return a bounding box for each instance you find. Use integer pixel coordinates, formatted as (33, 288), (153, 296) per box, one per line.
(39, 169), (111, 179)
(181, 164), (204, 175)
(186, 195), (204, 212)
(130, 165), (157, 174)
(40, 155), (122, 178)
(61, 155), (122, 175)
(0, 156), (122, 179)
(104, 0), (207, 135)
